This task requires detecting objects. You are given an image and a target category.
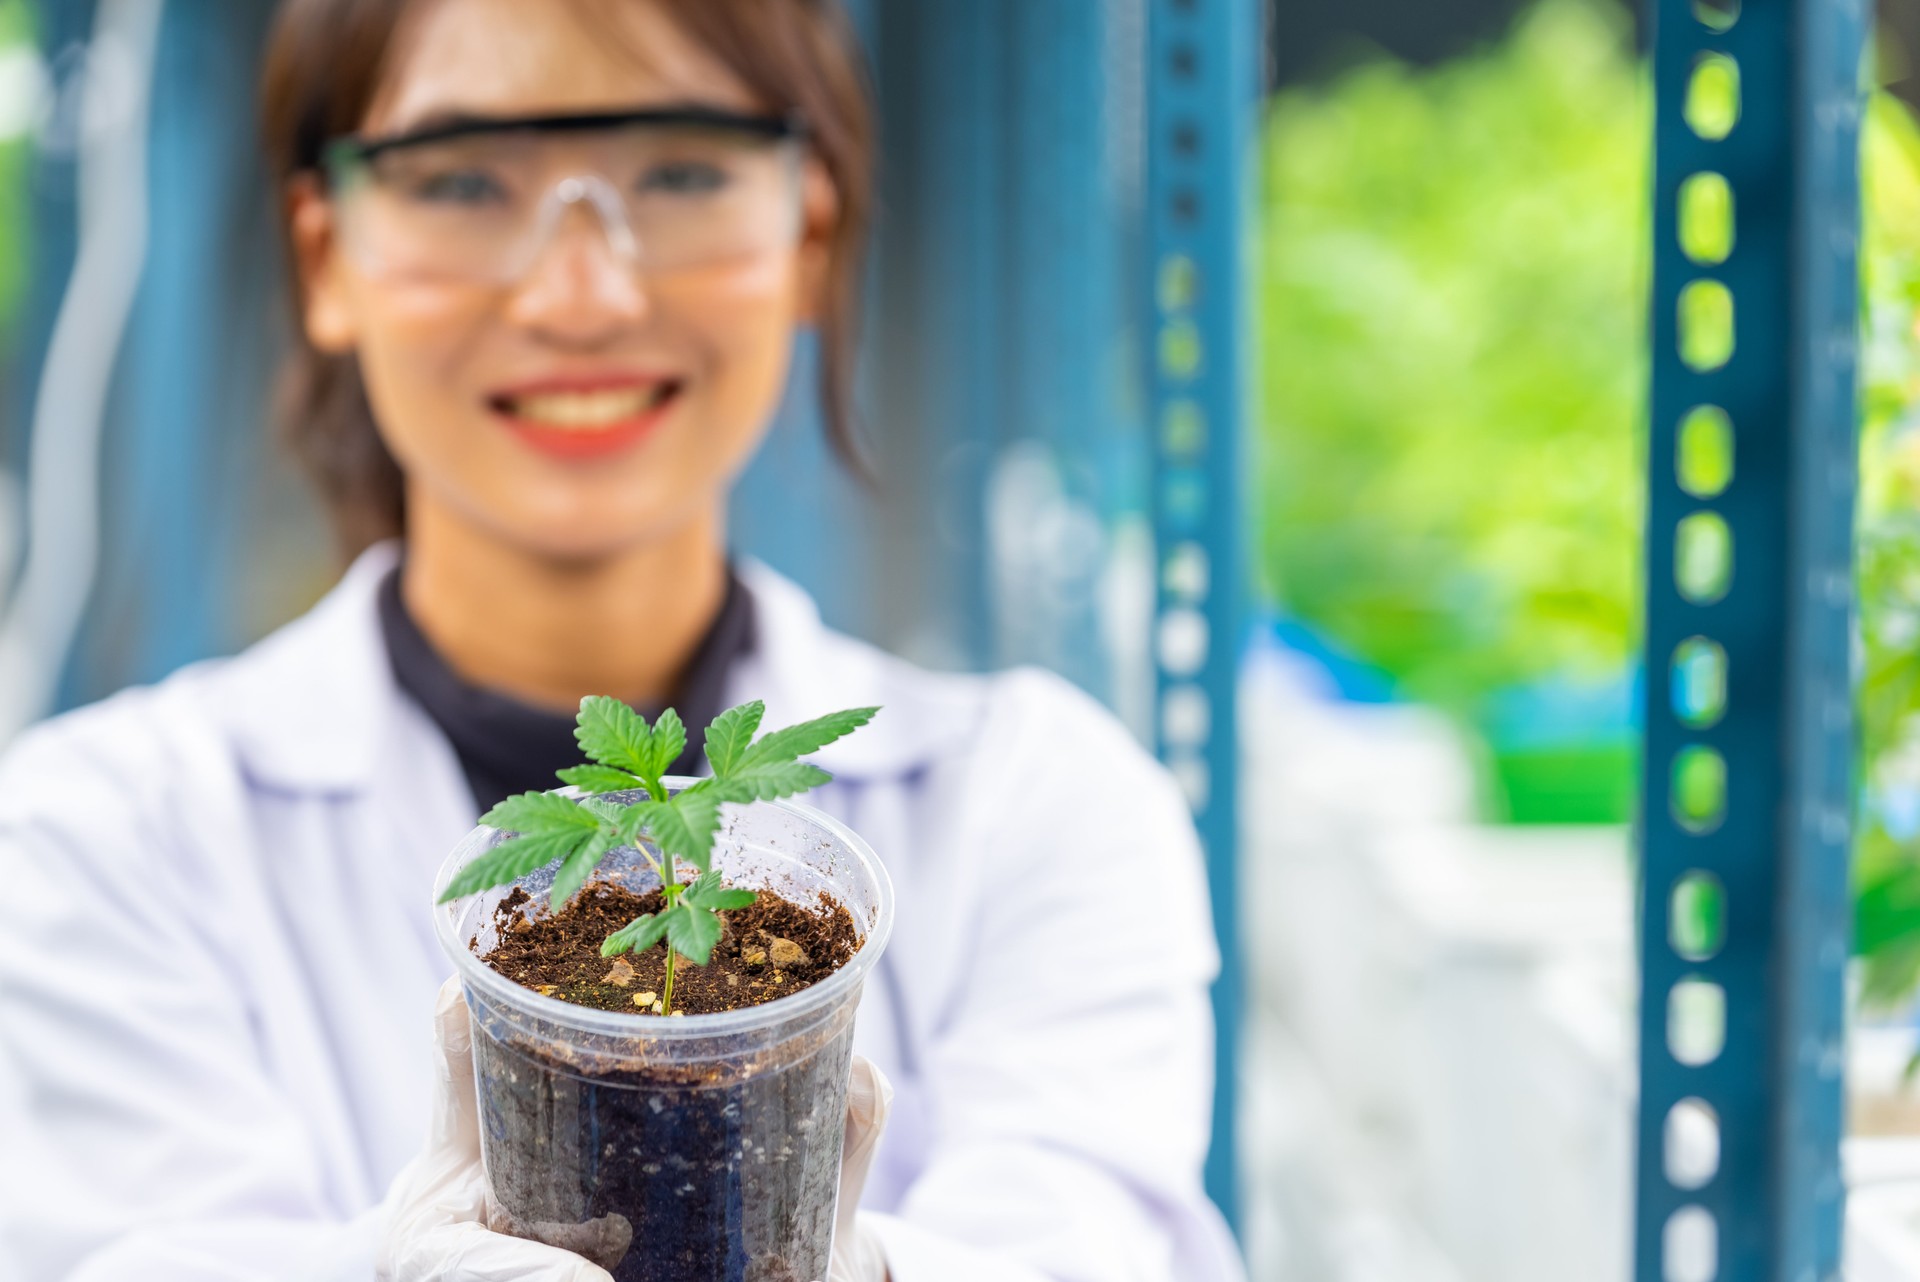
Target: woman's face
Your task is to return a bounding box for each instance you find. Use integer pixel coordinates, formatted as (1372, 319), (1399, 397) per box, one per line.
(292, 0), (833, 561)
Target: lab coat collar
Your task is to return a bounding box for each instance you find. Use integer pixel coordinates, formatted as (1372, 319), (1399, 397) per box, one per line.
(219, 542), (979, 795)
(729, 559), (981, 779)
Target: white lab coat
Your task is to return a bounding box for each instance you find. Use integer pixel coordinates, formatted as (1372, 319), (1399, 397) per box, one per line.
(0, 543), (1243, 1282)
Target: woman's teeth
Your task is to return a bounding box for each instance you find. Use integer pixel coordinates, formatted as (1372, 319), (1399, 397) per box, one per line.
(503, 386), (672, 430)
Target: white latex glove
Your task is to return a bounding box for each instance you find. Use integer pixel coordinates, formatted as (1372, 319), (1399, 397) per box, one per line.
(830, 1055), (895, 1282)
(382, 977), (894, 1282)
(375, 978), (617, 1282)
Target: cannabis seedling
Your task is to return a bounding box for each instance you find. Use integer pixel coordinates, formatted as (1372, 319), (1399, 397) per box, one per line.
(438, 696), (877, 1013)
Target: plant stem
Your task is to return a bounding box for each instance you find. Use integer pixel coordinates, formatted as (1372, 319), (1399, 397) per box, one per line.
(650, 772), (678, 1015)
(660, 859), (678, 1014)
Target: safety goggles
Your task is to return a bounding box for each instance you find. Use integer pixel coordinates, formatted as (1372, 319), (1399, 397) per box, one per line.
(321, 107), (809, 285)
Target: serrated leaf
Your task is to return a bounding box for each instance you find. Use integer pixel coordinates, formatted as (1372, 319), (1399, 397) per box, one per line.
(707, 760), (833, 804)
(611, 800), (659, 848)
(647, 707), (687, 778)
(438, 828), (591, 902)
(601, 911), (670, 957)
(480, 790), (605, 836)
(704, 701), (764, 776)
(549, 831), (615, 911)
(738, 706), (879, 769)
(648, 787), (721, 870)
(556, 765), (644, 795)
(682, 871), (757, 913)
(580, 797), (630, 826)
(574, 696), (654, 777)
(663, 902), (725, 965)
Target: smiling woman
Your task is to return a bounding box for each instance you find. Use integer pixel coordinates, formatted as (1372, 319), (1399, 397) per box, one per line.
(0, 2), (1242, 1281)
(262, 0), (870, 708)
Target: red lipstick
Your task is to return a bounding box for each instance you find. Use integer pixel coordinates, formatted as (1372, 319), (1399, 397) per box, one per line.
(486, 375), (682, 461)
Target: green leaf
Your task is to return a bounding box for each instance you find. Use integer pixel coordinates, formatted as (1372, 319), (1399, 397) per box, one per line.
(549, 831), (615, 911)
(663, 902), (724, 965)
(682, 870), (757, 912)
(556, 765), (645, 795)
(439, 829), (591, 902)
(649, 787), (721, 870)
(601, 911), (670, 957)
(708, 760), (833, 804)
(647, 707), (687, 778)
(610, 800), (658, 848)
(574, 696), (654, 778)
(738, 706), (879, 769)
(480, 790), (605, 836)
(703, 701), (764, 776)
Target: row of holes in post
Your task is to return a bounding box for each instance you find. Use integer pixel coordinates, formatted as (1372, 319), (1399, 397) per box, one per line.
(1154, 36), (1213, 814)
(1155, 0), (1213, 812)
(1663, 4), (1740, 1280)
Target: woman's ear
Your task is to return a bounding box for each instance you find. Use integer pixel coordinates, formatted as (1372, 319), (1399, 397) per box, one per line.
(795, 157), (841, 327)
(287, 175), (359, 353)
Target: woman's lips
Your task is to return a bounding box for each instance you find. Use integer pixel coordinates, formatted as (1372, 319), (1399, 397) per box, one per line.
(487, 381), (682, 460)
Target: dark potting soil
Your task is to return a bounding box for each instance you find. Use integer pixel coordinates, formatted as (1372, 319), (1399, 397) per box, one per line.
(465, 879), (864, 1281)
(477, 880), (858, 1015)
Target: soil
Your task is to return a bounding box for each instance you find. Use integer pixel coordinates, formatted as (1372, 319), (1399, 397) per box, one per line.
(478, 880), (858, 1015)
(472, 1014), (850, 1282)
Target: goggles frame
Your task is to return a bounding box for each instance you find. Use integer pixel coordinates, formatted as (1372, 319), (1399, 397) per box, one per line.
(321, 105), (809, 177)
(317, 106), (812, 284)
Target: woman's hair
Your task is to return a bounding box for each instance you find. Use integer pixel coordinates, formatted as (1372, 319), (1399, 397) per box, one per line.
(260, 0), (874, 556)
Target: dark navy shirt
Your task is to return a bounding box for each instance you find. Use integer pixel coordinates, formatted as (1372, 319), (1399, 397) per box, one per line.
(377, 565), (755, 814)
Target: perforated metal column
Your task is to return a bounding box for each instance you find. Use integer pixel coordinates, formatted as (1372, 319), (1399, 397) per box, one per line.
(1634, 0), (1862, 1277)
(1145, 0), (1257, 1228)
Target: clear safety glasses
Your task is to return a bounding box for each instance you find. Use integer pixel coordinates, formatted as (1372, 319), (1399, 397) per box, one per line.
(321, 108), (808, 286)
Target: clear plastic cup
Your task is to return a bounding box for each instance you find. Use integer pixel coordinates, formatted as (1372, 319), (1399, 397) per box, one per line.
(433, 781), (895, 1282)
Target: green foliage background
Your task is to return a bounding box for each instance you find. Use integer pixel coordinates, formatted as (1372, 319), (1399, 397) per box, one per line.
(1258, 0), (1646, 715)
(1257, 0), (1647, 823)
(0, 2), (30, 329)
(1255, 0), (1920, 997)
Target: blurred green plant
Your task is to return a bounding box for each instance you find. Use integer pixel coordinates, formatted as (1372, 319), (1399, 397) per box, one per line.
(1256, 0), (1646, 820)
(1257, 0), (1920, 1007)
(1850, 92), (1920, 1008)
(0, 0), (35, 331)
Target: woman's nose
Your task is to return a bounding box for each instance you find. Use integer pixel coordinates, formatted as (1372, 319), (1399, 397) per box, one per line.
(503, 209), (651, 344)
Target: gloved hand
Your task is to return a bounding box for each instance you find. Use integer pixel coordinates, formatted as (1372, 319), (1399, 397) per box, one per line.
(380, 977), (895, 1282)
(375, 977), (616, 1281)
(830, 1054), (895, 1282)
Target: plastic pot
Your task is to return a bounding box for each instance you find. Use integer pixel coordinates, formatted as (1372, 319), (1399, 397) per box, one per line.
(433, 782), (894, 1282)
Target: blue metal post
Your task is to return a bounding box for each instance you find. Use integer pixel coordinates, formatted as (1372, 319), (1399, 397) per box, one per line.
(98, 0), (278, 691)
(1634, 0), (1861, 1278)
(1146, 0), (1255, 1230)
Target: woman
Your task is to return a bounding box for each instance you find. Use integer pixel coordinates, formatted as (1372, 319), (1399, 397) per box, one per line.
(0, 1), (1240, 1279)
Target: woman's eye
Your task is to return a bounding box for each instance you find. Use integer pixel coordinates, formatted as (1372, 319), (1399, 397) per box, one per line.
(637, 161), (729, 196)
(408, 169), (507, 205)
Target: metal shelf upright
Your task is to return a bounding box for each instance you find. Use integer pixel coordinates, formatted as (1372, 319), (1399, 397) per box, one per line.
(1146, 0), (1260, 1228)
(1635, 0), (1863, 1277)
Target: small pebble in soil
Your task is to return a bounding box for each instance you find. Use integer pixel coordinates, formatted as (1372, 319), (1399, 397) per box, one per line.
(601, 959), (637, 988)
(768, 937), (810, 968)
(742, 946), (768, 968)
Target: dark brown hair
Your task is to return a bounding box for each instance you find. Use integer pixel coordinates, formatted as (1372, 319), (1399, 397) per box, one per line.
(260, 0), (874, 556)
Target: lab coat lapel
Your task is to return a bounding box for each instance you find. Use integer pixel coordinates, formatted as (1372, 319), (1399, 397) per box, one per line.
(211, 541), (476, 850)
(731, 559), (982, 782)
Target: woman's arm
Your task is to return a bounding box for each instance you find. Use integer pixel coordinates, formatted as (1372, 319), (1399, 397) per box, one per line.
(0, 701), (377, 1282)
(867, 669), (1244, 1282)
